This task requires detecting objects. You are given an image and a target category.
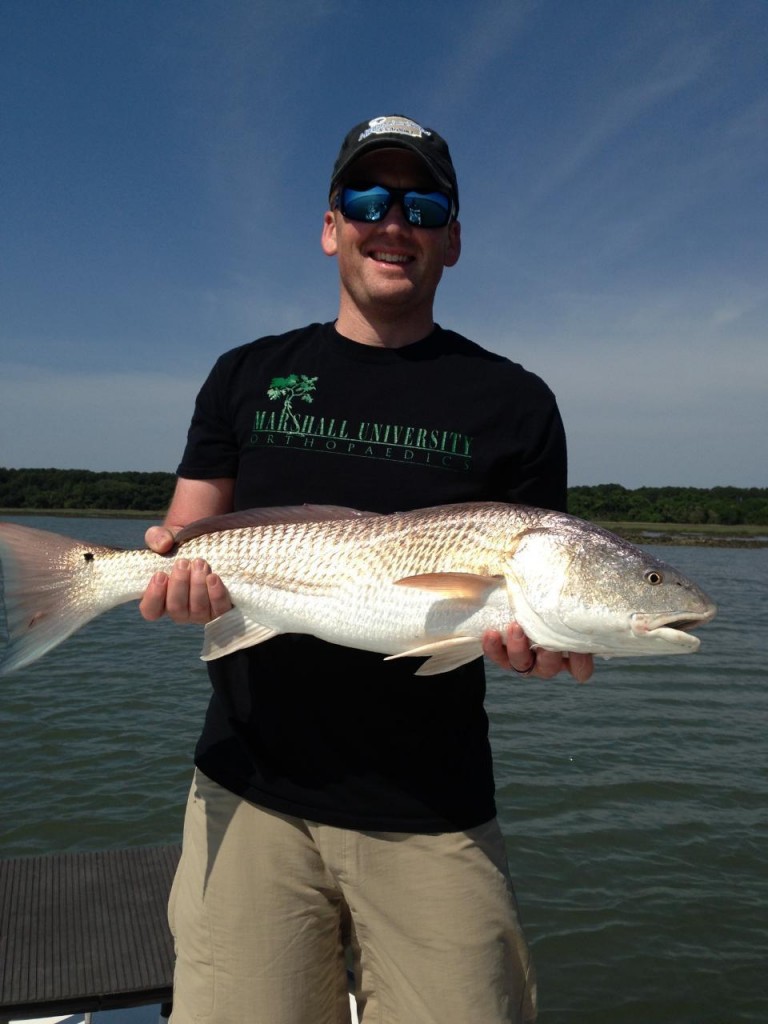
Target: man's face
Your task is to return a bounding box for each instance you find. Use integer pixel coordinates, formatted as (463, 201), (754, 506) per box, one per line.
(321, 149), (461, 322)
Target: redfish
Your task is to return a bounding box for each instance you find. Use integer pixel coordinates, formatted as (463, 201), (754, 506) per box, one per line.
(0, 502), (717, 677)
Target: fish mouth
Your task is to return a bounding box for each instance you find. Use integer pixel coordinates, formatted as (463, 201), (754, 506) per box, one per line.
(630, 605), (718, 644)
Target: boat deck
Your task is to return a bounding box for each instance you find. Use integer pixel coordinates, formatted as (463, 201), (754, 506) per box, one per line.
(0, 846), (179, 1024)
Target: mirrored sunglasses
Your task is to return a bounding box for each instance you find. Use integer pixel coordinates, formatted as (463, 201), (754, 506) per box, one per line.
(334, 184), (453, 228)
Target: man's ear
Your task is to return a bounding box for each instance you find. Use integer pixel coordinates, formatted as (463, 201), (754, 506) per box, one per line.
(321, 211), (338, 256)
(444, 219), (461, 267)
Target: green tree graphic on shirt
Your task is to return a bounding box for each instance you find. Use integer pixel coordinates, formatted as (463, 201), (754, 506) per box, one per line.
(267, 375), (318, 433)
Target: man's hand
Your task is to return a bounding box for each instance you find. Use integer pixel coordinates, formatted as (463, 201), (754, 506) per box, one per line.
(482, 623), (593, 683)
(138, 525), (233, 624)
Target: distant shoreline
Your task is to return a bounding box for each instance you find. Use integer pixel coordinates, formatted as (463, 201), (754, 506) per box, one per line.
(607, 527), (767, 549)
(2, 508), (766, 547)
(1, 507), (162, 519)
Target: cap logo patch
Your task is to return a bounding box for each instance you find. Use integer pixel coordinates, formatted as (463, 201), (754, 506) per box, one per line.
(358, 116), (432, 143)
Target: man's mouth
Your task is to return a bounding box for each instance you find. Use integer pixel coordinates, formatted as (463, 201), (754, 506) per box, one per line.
(370, 251), (412, 264)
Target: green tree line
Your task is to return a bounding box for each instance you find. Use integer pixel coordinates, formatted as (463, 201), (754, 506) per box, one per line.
(568, 483), (768, 526)
(1, 469), (767, 524)
(0, 468), (177, 513)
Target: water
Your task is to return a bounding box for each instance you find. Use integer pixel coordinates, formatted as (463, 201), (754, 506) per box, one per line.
(1, 517), (766, 1023)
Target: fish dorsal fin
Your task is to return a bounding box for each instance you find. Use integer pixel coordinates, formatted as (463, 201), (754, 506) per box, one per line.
(384, 636), (483, 675)
(394, 572), (504, 601)
(176, 504), (380, 545)
(200, 608), (280, 661)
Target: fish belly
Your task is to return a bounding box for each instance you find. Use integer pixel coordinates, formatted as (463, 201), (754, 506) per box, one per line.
(230, 577), (511, 655)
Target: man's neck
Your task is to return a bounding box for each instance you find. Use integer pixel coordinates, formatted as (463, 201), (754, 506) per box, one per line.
(334, 302), (436, 349)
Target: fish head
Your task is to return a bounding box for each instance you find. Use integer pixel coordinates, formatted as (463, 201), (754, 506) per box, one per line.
(504, 517), (718, 657)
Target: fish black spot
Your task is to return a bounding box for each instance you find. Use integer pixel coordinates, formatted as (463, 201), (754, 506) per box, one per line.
(83, 552), (95, 562)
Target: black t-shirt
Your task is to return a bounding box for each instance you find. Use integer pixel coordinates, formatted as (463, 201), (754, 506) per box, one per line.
(177, 321), (567, 832)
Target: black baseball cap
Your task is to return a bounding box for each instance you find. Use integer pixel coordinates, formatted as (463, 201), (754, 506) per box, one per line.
(329, 114), (459, 214)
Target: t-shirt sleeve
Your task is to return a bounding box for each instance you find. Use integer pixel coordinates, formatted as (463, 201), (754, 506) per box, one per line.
(176, 357), (240, 479)
(494, 381), (569, 512)
(515, 399), (568, 511)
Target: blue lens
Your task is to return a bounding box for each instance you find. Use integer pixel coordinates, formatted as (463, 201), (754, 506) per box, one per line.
(402, 191), (451, 227)
(337, 185), (452, 228)
(341, 185), (392, 223)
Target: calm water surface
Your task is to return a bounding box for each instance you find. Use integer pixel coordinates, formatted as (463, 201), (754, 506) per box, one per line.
(1, 516), (766, 1023)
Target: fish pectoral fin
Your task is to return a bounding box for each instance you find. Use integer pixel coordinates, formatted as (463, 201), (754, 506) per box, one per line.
(200, 608), (280, 661)
(384, 636), (483, 676)
(393, 572), (504, 601)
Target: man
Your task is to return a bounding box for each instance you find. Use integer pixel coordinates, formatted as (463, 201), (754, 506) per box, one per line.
(140, 114), (593, 1024)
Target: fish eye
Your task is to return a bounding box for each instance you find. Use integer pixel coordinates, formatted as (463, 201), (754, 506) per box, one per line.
(644, 569), (663, 585)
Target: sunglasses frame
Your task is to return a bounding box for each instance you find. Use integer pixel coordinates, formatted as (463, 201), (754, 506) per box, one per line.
(333, 183), (455, 229)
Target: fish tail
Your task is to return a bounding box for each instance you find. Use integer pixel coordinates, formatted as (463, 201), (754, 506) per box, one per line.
(0, 523), (120, 676)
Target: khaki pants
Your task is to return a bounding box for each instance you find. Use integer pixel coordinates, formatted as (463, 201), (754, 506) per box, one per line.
(168, 769), (537, 1024)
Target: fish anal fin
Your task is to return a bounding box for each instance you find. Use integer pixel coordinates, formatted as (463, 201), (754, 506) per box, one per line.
(384, 636), (483, 676)
(394, 572), (503, 601)
(201, 607), (280, 661)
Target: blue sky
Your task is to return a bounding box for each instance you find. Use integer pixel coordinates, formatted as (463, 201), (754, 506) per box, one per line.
(2, 0), (766, 488)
